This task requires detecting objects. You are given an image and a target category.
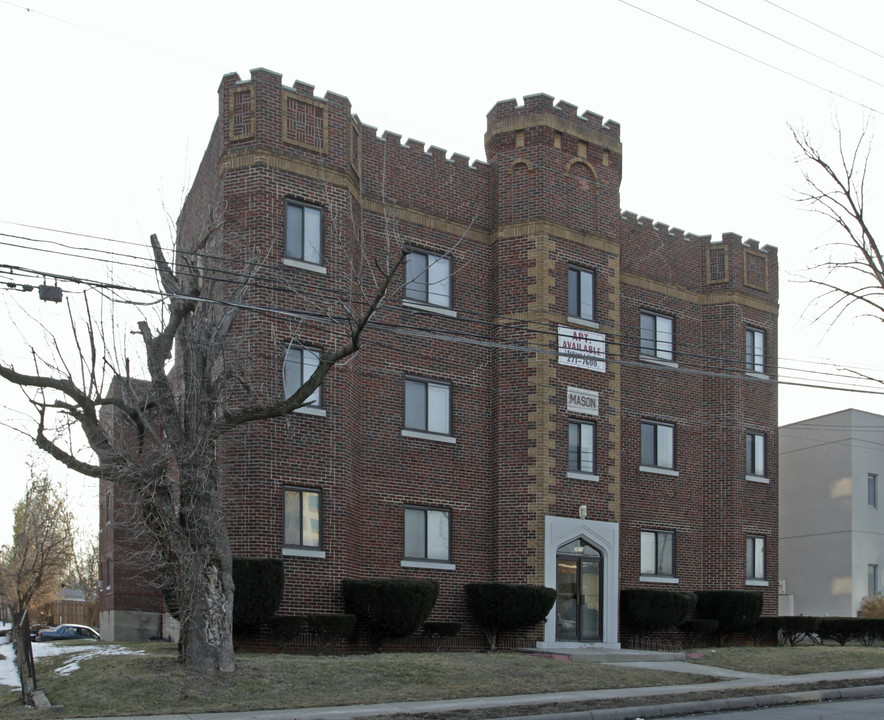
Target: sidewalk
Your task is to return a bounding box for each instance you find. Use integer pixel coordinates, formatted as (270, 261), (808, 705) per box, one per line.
(72, 653), (884, 720)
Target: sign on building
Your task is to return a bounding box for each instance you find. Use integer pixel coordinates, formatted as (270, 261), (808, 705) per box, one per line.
(567, 387), (599, 415)
(558, 326), (606, 372)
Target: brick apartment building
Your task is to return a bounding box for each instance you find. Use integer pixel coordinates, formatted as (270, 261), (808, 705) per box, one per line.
(99, 68), (779, 648)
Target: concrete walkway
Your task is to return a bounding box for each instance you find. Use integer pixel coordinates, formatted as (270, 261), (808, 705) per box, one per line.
(69, 651), (884, 720)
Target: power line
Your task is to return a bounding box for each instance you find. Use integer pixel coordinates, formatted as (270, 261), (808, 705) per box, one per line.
(617, 0), (884, 116)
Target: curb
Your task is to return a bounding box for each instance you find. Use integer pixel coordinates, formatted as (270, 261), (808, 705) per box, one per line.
(492, 684), (884, 720)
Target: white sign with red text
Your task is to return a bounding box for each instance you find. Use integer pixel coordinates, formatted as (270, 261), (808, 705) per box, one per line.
(557, 326), (606, 372)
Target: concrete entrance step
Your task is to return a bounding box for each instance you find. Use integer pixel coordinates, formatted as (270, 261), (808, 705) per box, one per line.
(517, 647), (687, 663)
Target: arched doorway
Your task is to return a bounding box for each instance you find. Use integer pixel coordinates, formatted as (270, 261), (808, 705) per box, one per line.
(556, 538), (602, 643)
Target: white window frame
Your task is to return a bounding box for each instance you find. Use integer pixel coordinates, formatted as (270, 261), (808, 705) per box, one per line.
(640, 529), (677, 583)
(283, 345), (325, 416)
(640, 420), (677, 475)
(403, 377), (454, 442)
(283, 487), (325, 558)
(870, 564), (879, 596)
(746, 432), (768, 482)
(568, 420), (598, 480)
(745, 328), (765, 375)
(869, 473), (878, 509)
(568, 267), (596, 326)
(746, 535), (767, 585)
(405, 250), (452, 310)
(284, 200), (324, 271)
(402, 506), (455, 570)
(640, 311), (674, 363)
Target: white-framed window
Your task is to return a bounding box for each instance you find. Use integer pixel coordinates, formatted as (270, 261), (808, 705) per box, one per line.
(568, 267), (594, 321)
(870, 564), (879, 596)
(746, 535), (766, 581)
(869, 473), (878, 508)
(640, 312), (674, 361)
(404, 506), (451, 562)
(641, 420), (675, 470)
(745, 328), (765, 373)
(284, 487), (321, 549)
(405, 250), (451, 308)
(404, 378), (451, 436)
(285, 201), (322, 265)
(283, 346), (322, 409)
(746, 432), (766, 478)
(568, 420), (595, 474)
(641, 530), (675, 577)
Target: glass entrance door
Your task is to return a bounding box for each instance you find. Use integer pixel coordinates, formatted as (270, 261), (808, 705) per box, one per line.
(556, 539), (602, 642)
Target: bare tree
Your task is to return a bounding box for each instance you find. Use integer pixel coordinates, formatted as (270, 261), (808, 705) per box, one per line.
(0, 224), (408, 673)
(0, 464), (74, 623)
(792, 121), (884, 325)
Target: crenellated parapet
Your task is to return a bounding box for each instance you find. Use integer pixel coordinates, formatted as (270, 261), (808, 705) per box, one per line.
(619, 211), (778, 302)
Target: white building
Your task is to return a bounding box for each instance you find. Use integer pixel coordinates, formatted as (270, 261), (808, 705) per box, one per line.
(779, 409), (884, 617)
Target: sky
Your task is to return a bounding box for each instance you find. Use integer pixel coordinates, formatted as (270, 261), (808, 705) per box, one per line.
(1, 0), (883, 546)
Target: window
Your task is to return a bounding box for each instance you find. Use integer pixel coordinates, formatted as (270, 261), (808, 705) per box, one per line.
(641, 530), (674, 577)
(746, 535), (766, 580)
(285, 201), (322, 265)
(405, 250), (450, 307)
(641, 421), (675, 470)
(404, 506), (450, 562)
(640, 312), (674, 361)
(405, 378), (451, 435)
(568, 268), (594, 321)
(746, 328), (765, 373)
(869, 473), (878, 508)
(284, 488), (321, 548)
(746, 432), (766, 478)
(870, 564), (879, 596)
(283, 346), (322, 408)
(568, 421), (595, 474)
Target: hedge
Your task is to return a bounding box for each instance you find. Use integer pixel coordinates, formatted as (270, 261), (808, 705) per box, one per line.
(694, 590), (763, 641)
(620, 589), (696, 632)
(342, 578), (439, 650)
(465, 583), (557, 651)
(232, 557), (284, 630)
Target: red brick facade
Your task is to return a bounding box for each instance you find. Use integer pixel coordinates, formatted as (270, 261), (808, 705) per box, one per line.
(105, 68), (778, 648)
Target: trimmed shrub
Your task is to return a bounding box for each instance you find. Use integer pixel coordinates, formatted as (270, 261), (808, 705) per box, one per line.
(694, 590), (763, 644)
(620, 589), (697, 632)
(342, 578), (439, 650)
(465, 583), (557, 651)
(306, 613), (356, 654)
(818, 617), (864, 646)
(269, 616), (305, 651)
(423, 621), (461, 651)
(775, 616), (821, 646)
(749, 616), (782, 646)
(232, 557), (285, 630)
(680, 618), (719, 648)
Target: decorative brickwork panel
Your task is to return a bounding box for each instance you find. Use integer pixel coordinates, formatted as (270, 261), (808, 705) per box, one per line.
(284, 92), (327, 153)
(229, 88), (254, 141)
(706, 246), (728, 284)
(350, 121), (361, 175)
(744, 249), (768, 291)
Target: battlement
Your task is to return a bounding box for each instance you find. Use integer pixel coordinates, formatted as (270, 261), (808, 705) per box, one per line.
(486, 93), (621, 144)
(620, 211), (778, 255)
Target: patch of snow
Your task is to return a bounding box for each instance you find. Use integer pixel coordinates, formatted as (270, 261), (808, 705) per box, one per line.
(0, 634), (143, 692)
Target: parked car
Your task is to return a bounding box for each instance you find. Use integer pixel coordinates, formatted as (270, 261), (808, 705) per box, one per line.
(35, 624), (100, 641)
(29, 624), (51, 640)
